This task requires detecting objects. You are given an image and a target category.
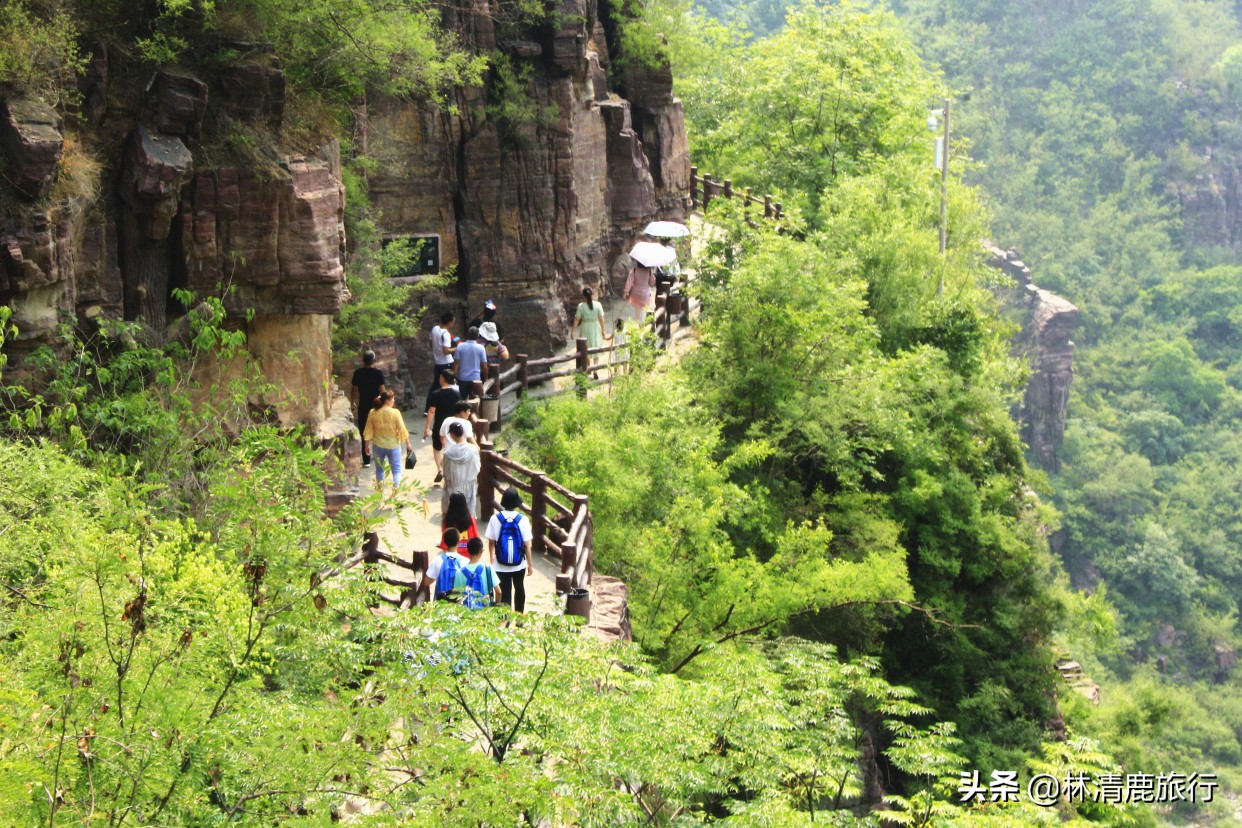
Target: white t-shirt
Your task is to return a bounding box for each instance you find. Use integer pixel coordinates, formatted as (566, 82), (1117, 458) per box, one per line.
(484, 510), (533, 573)
(426, 550), (470, 597)
(431, 325), (453, 366)
(439, 416), (475, 442)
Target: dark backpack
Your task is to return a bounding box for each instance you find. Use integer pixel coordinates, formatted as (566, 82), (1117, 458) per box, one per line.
(461, 565), (488, 610)
(435, 553), (463, 599)
(496, 512), (525, 567)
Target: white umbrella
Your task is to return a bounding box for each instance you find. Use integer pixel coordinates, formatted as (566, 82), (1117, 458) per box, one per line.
(643, 220), (691, 238)
(628, 241), (678, 268)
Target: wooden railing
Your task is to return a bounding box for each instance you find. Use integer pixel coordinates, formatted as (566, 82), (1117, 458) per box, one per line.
(332, 532), (429, 611)
(333, 441), (594, 618)
(485, 284), (700, 423)
(691, 166), (783, 220)
(477, 438), (593, 602)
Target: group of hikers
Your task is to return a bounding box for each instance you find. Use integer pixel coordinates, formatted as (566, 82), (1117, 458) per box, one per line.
(347, 258), (681, 611)
(347, 299), (539, 612)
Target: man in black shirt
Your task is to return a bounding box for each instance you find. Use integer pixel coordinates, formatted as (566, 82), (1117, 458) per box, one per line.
(351, 350), (387, 468)
(422, 370), (462, 483)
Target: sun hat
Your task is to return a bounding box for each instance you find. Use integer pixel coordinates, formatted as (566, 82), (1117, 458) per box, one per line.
(501, 487), (523, 510)
(479, 321), (500, 341)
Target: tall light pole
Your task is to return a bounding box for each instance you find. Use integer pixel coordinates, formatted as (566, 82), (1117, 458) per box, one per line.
(929, 98), (951, 295)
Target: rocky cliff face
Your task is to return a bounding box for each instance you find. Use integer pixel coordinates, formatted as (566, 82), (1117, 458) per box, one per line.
(987, 244), (1080, 472)
(365, 0), (690, 377)
(1, 48), (348, 429)
(2, 0), (690, 423)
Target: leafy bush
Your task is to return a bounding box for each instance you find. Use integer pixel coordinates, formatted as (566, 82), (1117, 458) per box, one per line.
(0, 0), (84, 105)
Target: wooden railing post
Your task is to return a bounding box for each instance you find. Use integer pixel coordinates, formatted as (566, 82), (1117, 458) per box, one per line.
(775, 202), (783, 220)
(556, 541), (574, 596)
(724, 179), (733, 199)
(410, 550), (430, 606)
(764, 195), (772, 219)
(575, 337), (589, 373)
(690, 166), (699, 208)
(703, 173), (713, 211)
(516, 353), (529, 398)
(584, 512), (594, 586)
(478, 442), (496, 524)
(531, 473), (548, 553)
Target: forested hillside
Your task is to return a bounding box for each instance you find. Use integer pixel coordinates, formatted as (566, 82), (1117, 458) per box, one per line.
(887, 0), (1242, 818)
(668, 0), (1242, 823)
(681, 0), (1242, 821)
(0, 0), (1212, 824)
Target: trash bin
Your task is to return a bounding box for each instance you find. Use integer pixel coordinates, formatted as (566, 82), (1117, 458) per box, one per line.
(667, 291), (683, 317)
(565, 587), (591, 620)
(480, 394), (500, 425)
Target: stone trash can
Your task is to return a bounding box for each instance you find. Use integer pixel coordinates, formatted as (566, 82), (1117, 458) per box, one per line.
(666, 291), (683, 317)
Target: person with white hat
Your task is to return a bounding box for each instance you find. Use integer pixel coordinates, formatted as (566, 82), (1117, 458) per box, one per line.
(477, 320), (509, 374)
(469, 299), (504, 339)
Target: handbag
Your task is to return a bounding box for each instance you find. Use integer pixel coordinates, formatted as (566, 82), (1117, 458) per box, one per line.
(405, 451), (417, 470)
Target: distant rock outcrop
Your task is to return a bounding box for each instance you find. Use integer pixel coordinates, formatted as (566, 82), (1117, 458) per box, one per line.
(987, 244), (1080, 472)
(1, 98), (64, 201)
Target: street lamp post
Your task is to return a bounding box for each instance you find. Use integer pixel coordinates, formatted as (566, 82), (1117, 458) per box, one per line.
(929, 97), (951, 295)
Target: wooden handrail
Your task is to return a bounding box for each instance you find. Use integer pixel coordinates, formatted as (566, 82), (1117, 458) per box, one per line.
(690, 168), (782, 220)
(478, 440), (594, 617)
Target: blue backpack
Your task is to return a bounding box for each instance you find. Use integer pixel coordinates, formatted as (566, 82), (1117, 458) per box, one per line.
(435, 553), (463, 599)
(496, 513), (525, 567)
(461, 565), (488, 610)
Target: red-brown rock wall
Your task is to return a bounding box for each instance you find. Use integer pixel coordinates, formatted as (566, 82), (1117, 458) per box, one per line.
(365, 0), (691, 391)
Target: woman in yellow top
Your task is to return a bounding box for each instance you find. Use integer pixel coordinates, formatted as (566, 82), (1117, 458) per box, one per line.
(362, 390), (413, 489)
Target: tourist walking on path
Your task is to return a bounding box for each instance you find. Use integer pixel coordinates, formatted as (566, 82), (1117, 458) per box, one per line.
(486, 487), (533, 613)
(426, 528), (470, 602)
(350, 350), (386, 468)
(655, 239), (680, 296)
(427, 310), (457, 408)
(624, 264), (656, 321)
(469, 299), (503, 339)
(571, 287), (606, 349)
(605, 318), (628, 376)
(441, 422), (481, 516)
(454, 325), (489, 399)
(439, 491), (480, 556)
(362, 390), (412, 490)
(457, 537), (501, 609)
(439, 400), (478, 446)
(424, 370), (462, 483)
(478, 321), (508, 378)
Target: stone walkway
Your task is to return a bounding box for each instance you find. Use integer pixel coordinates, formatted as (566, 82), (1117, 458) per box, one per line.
(355, 410), (561, 613)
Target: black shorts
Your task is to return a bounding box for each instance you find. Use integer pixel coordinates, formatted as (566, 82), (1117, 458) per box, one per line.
(432, 431), (444, 452)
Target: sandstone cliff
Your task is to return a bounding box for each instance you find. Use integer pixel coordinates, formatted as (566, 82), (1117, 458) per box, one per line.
(2, 0), (690, 418)
(1, 45), (348, 429)
(364, 0), (690, 384)
(987, 244), (1080, 472)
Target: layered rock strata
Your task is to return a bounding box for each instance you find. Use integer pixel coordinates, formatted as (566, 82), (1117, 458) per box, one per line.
(987, 244), (1080, 472)
(366, 0), (691, 388)
(1, 57), (348, 426)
